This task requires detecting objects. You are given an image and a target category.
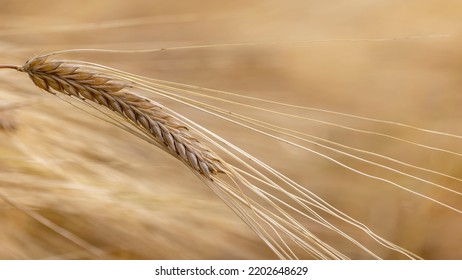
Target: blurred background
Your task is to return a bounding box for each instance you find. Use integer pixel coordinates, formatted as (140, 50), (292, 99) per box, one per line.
(0, 0), (462, 259)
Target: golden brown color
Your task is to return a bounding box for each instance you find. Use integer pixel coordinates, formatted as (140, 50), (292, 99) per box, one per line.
(19, 56), (224, 178)
(1, 0), (462, 259)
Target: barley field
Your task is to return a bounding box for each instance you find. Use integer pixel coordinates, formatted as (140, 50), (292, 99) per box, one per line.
(1, 0), (462, 259)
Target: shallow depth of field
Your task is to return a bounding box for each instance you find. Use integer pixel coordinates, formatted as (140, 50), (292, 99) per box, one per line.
(1, 0), (462, 259)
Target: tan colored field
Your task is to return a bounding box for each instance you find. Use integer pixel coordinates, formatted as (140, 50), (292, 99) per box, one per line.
(1, 0), (462, 259)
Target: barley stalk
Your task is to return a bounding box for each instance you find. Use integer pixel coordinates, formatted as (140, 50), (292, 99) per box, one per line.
(1, 55), (437, 260)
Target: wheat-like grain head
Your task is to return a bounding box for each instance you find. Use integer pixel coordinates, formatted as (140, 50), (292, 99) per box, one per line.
(15, 55), (225, 179)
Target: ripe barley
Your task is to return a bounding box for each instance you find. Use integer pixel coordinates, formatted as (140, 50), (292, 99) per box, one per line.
(1, 53), (447, 260)
(16, 56), (224, 179)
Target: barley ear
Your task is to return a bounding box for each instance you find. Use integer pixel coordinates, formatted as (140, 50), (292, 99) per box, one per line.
(13, 55), (225, 179)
